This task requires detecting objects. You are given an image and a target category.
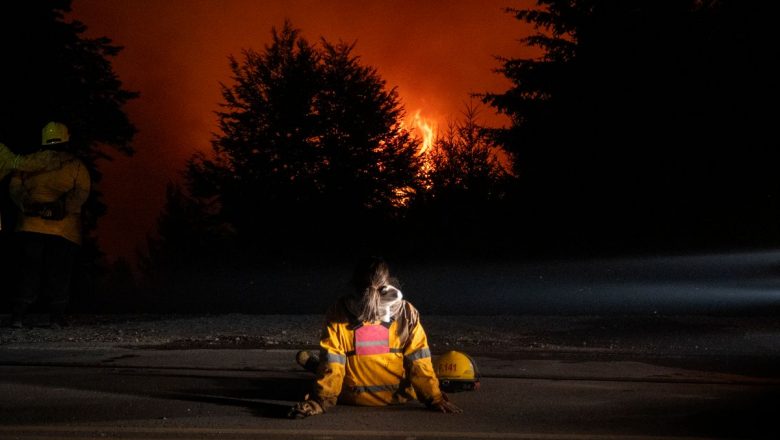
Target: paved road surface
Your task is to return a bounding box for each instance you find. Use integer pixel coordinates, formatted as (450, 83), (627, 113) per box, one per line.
(1, 348), (778, 439)
(2, 251), (780, 438)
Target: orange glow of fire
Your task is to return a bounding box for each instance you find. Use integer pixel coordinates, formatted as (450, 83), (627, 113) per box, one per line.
(408, 109), (437, 155)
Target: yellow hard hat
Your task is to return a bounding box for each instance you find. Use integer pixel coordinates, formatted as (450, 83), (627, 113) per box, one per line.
(41, 121), (70, 145)
(434, 350), (480, 392)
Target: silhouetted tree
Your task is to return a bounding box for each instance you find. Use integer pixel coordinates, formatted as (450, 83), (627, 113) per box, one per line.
(409, 103), (513, 254)
(0, 0), (136, 304)
(483, 0), (779, 251)
(140, 183), (234, 278)
(317, 40), (420, 226)
(187, 21), (420, 257)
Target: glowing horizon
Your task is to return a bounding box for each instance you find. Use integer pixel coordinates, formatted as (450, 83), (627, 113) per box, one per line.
(70, 0), (534, 261)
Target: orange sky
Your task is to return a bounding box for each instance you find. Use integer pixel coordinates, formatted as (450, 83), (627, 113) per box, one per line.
(70, 0), (536, 262)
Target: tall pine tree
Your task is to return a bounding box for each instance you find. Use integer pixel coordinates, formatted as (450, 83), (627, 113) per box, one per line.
(187, 22), (420, 257)
(483, 0), (779, 251)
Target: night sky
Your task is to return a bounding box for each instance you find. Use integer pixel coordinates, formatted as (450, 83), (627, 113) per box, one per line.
(70, 0), (535, 262)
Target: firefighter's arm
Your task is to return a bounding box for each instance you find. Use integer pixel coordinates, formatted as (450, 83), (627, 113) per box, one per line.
(313, 321), (346, 410)
(13, 149), (64, 173)
(289, 319), (346, 418)
(405, 319), (462, 413)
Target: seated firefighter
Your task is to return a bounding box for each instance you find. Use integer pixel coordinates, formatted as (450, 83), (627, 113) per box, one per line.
(288, 256), (462, 418)
(7, 122), (90, 329)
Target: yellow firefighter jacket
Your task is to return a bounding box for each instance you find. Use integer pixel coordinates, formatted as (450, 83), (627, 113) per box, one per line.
(9, 154), (91, 245)
(314, 297), (443, 409)
(0, 142), (64, 180)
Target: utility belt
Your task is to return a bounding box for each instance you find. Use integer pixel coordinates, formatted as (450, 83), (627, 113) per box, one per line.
(24, 197), (68, 221)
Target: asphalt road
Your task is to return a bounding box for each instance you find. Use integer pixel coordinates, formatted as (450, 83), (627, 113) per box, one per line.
(2, 250), (780, 438)
(1, 348), (779, 439)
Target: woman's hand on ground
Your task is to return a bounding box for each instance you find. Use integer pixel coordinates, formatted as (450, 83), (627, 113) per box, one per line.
(429, 393), (463, 413)
(287, 398), (324, 418)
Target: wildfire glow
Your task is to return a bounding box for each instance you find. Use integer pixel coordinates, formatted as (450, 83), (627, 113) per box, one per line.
(409, 109), (437, 155)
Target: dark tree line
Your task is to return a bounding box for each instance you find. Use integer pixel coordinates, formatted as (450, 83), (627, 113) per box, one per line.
(150, 0), (777, 283)
(1, 1), (770, 311)
(408, 103), (514, 255)
(144, 21), (511, 283)
(482, 0), (780, 253)
(197, 23), (421, 252)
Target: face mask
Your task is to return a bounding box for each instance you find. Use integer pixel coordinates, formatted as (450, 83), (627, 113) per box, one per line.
(378, 285), (403, 322)
(346, 284), (404, 323)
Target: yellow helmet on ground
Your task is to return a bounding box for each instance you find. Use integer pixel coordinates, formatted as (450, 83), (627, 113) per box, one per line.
(434, 350), (480, 392)
(41, 122), (70, 145)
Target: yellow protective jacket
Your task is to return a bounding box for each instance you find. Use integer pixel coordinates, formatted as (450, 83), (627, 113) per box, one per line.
(0, 142), (64, 180)
(314, 297), (443, 410)
(9, 155), (91, 245)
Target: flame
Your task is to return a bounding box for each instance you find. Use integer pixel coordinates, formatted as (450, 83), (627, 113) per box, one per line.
(409, 109), (436, 155)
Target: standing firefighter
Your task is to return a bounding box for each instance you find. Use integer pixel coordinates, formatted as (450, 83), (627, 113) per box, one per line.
(288, 257), (462, 418)
(0, 140), (66, 230)
(7, 122), (91, 329)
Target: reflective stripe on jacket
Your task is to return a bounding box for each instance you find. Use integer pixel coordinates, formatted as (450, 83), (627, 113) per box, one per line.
(314, 297), (443, 409)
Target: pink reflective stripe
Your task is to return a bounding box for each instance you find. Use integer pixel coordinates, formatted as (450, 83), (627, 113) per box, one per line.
(354, 324), (390, 355)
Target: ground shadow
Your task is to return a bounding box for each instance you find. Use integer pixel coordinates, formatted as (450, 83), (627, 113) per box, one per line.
(150, 375), (314, 419)
(0, 367), (316, 422)
(156, 392), (295, 418)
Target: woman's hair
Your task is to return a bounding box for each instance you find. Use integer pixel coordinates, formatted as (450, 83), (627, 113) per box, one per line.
(350, 256), (390, 322)
(351, 256), (390, 292)
(348, 256), (411, 342)
(352, 257), (401, 321)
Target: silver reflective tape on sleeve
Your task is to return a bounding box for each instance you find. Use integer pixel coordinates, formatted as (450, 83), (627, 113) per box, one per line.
(405, 347), (431, 361)
(326, 352), (346, 364)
